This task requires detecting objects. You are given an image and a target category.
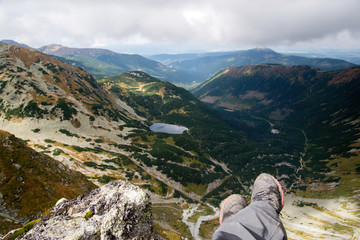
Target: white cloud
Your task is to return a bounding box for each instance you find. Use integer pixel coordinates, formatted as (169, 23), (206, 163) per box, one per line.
(1, 0), (360, 52)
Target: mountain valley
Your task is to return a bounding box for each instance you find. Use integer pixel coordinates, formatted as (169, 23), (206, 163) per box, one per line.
(192, 64), (360, 238)
(0, 42), (359, 239)
(0, 43), (243, 238)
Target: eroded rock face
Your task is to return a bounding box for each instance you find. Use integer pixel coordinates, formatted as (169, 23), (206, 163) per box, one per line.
(21, 181), (154, 240)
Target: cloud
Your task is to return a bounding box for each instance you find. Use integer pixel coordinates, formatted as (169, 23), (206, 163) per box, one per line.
(1, 0), (360, 52)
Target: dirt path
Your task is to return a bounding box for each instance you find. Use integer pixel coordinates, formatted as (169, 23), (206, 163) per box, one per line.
(182, 204), (219, 240)
(182, 204), (199, 238)
(193, 204), (219, 239)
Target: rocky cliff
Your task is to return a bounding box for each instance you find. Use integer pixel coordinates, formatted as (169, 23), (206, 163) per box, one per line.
(3, 181), (156, 240)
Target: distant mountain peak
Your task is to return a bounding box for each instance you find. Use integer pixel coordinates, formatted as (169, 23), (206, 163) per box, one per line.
(252, 47), (275, 52)
(45, 43), (63, 48)
(38, 44), (64, 53)
(37, 44), (82, 56)
(0, 39), (33, 49)
(240, 48), (281, 57)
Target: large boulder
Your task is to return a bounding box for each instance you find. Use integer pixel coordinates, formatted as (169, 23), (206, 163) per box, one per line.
(18, 181), (155, 240)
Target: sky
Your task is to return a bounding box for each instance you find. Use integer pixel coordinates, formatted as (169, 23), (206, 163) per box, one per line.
(1, 0), (360, 54)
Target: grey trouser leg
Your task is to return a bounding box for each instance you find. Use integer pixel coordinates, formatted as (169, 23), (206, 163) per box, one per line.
(212, 201), (287, 240)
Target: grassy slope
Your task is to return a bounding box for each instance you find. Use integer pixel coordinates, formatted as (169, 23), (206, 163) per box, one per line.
(191, 64), (360, 239)
(0, 130), (96, 234)
(99, 72), (244, 198)
(193, 65), (359, 180)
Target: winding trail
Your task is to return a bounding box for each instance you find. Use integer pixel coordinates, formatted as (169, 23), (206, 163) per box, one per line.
(247, 115), (313, 192)
(290, 128), (308, 189)
(249, 114), (274, 129)
(182, 205), (199, 238)
(194, 204), (219, 239)
(182, 204), (220, 240)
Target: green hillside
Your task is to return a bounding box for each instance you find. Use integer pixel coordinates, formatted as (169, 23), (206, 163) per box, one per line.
(0, 130), (96, 234)
(99, 72), (248, 199)
(38, 44), (190, 83)
(57, 55), (125, 76)
(193, 64), (360, 197)
(98, 71), (312, 203)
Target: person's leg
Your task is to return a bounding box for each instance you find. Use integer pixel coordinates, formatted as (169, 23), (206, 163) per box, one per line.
(219, 194), (247, 225)
(251, 173), (285, 213)
(213, 173), (287, 240)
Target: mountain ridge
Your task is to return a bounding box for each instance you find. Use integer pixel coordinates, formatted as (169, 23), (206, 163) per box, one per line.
(0, 40), (33, 50)
(36, 43), (192, 83)
(0, 40), (191, 83)
(38, 44), (119, 57)
(155, 48), (356, 85)
(1, 43), (360, 239)
(3, 40), (356, 87)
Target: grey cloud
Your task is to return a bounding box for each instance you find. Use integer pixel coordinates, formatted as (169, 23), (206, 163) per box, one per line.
(1, 0), (360, 51)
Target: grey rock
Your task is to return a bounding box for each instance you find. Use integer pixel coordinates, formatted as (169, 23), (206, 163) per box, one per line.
(21, 181), (155, 240)
(55, 197), (68, 206)
(2, 228), (20, 239)
(58, 162), (66, 171)
(13, 164), (21, 170)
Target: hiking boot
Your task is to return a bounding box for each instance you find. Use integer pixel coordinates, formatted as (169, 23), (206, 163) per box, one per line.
(219, 194), (247, 225)
(251, 173), (284, 213)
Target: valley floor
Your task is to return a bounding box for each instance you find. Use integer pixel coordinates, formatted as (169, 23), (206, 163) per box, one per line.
(281, 194), (360, 240)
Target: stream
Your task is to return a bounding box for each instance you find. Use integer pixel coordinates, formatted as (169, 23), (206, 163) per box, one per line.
(182, 204), (219, 240)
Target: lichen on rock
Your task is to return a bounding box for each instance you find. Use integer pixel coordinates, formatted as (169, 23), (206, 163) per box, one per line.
(19, 181), (155, 240)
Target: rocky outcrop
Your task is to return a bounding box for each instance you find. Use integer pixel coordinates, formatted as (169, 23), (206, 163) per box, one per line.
(17, 181), (155, 240)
